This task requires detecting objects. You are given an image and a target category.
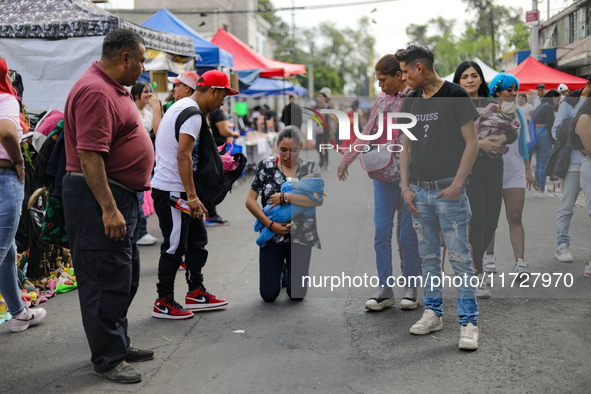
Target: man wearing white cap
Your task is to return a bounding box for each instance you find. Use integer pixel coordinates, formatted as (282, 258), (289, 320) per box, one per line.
(164, 70), (200, 112)
(557, 83), (569, 101)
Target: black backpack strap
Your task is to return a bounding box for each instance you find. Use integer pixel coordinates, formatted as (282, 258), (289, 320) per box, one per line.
(531, 103), (548, 124)
(175, 106), (204, 142)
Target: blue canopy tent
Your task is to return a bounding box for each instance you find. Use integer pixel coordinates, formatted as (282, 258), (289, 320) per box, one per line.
(142, 8), (233, 67)
(238, 77), (307, 97)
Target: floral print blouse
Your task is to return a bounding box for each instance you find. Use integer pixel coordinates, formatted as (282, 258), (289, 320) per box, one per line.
(251, 157), (321, 249)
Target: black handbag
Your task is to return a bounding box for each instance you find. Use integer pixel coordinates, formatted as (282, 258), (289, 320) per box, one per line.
(545, 138), (571, 180)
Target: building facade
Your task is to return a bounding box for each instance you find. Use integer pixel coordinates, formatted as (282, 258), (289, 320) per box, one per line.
(498, 0), (590, 77)
(539, 0), (591, 77)
(108, 0), (272, 58)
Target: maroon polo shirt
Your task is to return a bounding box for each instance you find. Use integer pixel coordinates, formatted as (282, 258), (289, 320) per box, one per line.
(64, 61), (154, 191)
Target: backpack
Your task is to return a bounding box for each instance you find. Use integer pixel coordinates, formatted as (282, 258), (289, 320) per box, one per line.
(555, 117), (575, 145)
(527, 103), (549, 153)
(174, 107), (247, 212)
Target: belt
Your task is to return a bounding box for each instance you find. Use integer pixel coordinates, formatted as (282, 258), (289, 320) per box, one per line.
(0, 159), (15, 168)
(67, 171), (138, 194)
(410, 178), (454, 191)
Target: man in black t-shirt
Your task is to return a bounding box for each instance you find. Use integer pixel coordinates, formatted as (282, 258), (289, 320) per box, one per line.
(206, 108), (240, 226)
(396, 45), (480, 350)
(209, 108), (240, 149)
(281, 94), (303, 129)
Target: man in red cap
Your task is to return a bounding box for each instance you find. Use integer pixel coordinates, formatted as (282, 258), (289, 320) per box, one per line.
(151, 70), (238, 319)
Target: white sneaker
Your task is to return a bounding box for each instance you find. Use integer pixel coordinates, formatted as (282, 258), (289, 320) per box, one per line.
(399, 288), (418, 310)
(11, 306), (47, 333)
(459, 323), (479, 350)
(514, 259), (530, 282)
(483, 254), (497, 273)
(475, 275), (491, 299)
(410, 309), (442, 335)
(364, 287), (395, 311)
(535, 190), (555, 199)
(137, 233), (157, 245)
(584, 261), (591, 279)
(555, 243), (573, 262)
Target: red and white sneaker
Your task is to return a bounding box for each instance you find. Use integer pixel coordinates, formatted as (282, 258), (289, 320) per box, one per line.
(185, 286), (228, 310)
(153, 297), (194, 320)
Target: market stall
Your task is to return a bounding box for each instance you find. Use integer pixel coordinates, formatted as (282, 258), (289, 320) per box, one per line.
(507, 56), (589, 91)
(141, 8), (233, 69)
(0, 0), (194, 111)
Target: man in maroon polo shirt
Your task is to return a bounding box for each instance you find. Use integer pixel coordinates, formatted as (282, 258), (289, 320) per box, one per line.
(62, 29), (154, 384)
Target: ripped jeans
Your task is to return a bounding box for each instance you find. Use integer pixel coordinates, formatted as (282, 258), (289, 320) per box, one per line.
(409, 180), (478, 325)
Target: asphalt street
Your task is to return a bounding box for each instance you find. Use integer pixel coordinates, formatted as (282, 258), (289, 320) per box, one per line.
(1, 149), (590, 393)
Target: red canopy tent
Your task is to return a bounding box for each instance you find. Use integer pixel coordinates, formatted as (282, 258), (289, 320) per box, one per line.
(211, 28), (306, 78)
(507, 56), (588, 91)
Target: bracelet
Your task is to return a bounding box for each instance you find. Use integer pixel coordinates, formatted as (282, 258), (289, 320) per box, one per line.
(269, 221), (274, 231)
(187, 197), (199, 203)
(401, 187), (409, 194)
(525, 167), (531, 170)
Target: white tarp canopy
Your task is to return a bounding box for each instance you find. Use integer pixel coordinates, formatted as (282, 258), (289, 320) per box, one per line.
(442, 57), (499, 84)
(0, 0), (194, 111)
(0, 36), (106, 111)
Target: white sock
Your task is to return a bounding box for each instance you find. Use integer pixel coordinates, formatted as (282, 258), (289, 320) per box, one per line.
(13, 307), (28, 319)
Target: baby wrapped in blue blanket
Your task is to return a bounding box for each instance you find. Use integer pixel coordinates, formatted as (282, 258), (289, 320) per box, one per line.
(253, 176), (324, 247)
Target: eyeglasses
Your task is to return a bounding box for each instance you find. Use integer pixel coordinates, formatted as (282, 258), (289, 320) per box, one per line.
(278, 148), (300, 156)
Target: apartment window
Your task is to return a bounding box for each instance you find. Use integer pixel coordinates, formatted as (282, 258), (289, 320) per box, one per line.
(585, 5), (591, 38)
(569, 11), (578, 43)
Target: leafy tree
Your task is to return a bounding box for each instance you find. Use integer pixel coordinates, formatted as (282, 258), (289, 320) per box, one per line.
(298, 17), (376, 95)
(508, 21), (531, 51)
(257, 3), (377, 95)
(461, 0), (526, 66)
(259, 0), (298, 62)
(405, 18), (468, 76)
(404, 0), (527, 73)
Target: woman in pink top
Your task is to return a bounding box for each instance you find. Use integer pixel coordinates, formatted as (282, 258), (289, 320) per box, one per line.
(337, 54), (420, 311)
(0, 58), (47, 332)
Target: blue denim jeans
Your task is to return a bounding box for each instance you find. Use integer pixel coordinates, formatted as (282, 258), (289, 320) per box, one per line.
(580, 157), (591, 220)
(137, 192), (148, 239)
(373, 180), (420, 288)
(0, 167), (25, 316)
(556, 170), (581, 246)
(409, 180), (478, 325)
(534, 126), (553, 191)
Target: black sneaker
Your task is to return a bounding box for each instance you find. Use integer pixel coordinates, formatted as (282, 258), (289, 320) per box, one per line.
(364, 287), (396, 311)
(93, 361), (141, 384)
(205, 216), (229, 227)
(126, 344), (154, 362)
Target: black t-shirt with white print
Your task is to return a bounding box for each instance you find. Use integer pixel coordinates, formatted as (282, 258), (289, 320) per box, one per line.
(401, 81), (479, 181)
